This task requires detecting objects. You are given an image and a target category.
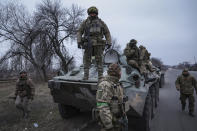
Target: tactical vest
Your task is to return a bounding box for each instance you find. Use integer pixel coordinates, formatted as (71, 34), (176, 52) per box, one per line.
(127, 46), (140, 61)
(17, 79), (31, 97)
(84, 18), (104, 38)
(179, 75), (195, 94)
(108, 81), (123, 116)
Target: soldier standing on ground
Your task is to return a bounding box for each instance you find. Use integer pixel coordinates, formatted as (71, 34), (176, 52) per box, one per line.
(15, 71), (35, 118)
(96, 63), (127, 131)
(124, 39), (140, 71)
(77, 6), (111, 80)
(175, 69), (197, 117)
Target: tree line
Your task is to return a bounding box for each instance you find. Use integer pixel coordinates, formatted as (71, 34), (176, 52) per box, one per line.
(0, 0), (85, 81)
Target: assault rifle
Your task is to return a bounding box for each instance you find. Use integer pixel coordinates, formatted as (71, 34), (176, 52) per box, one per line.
(84, 24), (93, 56)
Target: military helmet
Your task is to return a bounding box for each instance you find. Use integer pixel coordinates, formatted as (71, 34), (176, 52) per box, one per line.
(139, 45), (145, 49)
(130, 39), (137, 44)
(107, 63), (121, 77)
(87, 6), (98, 15)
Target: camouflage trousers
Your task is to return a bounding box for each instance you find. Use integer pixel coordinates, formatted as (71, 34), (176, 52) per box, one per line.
(98, 107), (122, 131)
(83, 45), (104, 79)
(127, 59), (145, 74)
(15, 96), (30, 116)
(180, 93), (195, 113)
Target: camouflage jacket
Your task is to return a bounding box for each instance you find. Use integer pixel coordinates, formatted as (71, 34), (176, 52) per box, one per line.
(77, 16), (111, 46)
(140, 48), (150, 62)
(96, 75), (123, 109)
(15, 78), (35, 98)
(175, 74), (197, 94)
(124, 44), (140, 61)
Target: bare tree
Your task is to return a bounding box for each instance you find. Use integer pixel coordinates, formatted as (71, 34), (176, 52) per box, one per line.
(0, 2), (53, 81)
(34, 0), (85, 72)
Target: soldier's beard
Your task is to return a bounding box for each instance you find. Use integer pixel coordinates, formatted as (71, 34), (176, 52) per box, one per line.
(90, 16), (97, 20)
(183, 72), (189, 77)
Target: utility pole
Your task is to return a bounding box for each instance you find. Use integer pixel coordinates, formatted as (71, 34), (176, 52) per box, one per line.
(194, 56), (197, 64)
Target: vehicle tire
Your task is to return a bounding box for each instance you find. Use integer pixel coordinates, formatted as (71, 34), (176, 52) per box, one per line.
(150, 85), (156, 119)
(155, 82), (159, 108)
(143, 93), (152, 131)
(159, 74), (165, 88)
(58, 104), (78, 119)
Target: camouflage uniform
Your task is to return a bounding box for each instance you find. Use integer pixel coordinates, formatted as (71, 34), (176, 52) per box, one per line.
(124, 39), (140, 71)
(15, 71), (35, 118)
(96, 64), (126, 131)
(175, 69), (197, 116)
(139, 45), (153, 73)
(77, 6), (111, 80)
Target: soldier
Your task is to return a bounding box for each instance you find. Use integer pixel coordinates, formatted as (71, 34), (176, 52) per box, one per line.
(77, 6), (111, 80)
(15, 71), (35, 118)
(175, 69), (197, 117)
(96, 63), (127, 131)
(124, 39), (140, 71)
(139, 45), (153, 73)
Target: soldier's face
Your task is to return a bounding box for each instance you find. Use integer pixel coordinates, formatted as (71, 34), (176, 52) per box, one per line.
(90, 13), (97, 17)
(20, 73), (27, 78)
(182, 71), (189, 76)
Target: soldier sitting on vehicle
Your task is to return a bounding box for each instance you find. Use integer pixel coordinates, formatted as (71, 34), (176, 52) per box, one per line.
(124, 39), (141, 72)
(175, 69), (197, 117)
(77, 6), (111, 80)
(139, 45), (154, 73)
(15, 71), (35, 118)
(96, 63), (128, 131)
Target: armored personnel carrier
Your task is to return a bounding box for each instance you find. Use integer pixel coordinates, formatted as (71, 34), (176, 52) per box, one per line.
(48, 49), (163, 131)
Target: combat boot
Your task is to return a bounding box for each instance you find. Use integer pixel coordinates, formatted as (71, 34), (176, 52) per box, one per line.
(189, 112), (195, 117)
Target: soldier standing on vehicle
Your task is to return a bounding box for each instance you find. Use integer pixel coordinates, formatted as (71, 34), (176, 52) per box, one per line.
(96, 63), (128, 131)
(124, 39), (140, 71)
(77, 6), (111, 80)
(15, 71), (35, 118)
(175, 69), (197, 117)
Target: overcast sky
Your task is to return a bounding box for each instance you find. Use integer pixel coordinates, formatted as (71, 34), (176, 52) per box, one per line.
(1, 0), (197, 65)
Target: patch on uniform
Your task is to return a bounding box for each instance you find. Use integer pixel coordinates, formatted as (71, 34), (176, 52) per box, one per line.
(97, 89), (103, 99)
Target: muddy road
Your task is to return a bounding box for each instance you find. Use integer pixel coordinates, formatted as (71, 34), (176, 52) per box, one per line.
(0, 69), (197, 131)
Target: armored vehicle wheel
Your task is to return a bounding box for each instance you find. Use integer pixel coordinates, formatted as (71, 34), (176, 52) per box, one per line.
(159, 74), (164, 88)
(150, 85), (156, 119)
(58, 104), (78, 119)
(155, 82), (160, 108)
(143, 93), (152, 131)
